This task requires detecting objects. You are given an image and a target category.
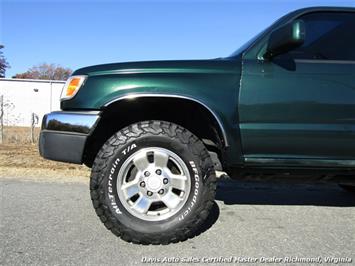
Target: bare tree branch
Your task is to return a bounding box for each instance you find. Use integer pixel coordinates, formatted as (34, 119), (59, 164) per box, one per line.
(13, 63), (72, 80)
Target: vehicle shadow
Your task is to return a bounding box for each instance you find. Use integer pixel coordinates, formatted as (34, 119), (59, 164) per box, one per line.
(194, 178), (355, 238)
(215, 178), (355, 207)
(193, 201), (220, 238)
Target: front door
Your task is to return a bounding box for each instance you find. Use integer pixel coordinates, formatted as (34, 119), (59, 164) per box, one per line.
(239, 11), (355, 164)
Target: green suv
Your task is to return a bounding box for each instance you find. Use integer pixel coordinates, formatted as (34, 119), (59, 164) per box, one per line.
(39, 7), (355, 244)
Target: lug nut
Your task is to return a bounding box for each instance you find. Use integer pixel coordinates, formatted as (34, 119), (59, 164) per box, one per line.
(156, 169), (162, 175)
(140, 181), (146, 187)
(144, 171), (150, 177)
(163, 178), (168, 184)
(147, 191), (153, 196)
(158, 189), (164, 195)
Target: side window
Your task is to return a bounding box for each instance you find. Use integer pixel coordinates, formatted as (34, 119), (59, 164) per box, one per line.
(288, 12), (355, 61)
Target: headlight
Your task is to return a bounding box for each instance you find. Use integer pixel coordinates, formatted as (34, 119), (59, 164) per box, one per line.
(61, 75), (87, 100)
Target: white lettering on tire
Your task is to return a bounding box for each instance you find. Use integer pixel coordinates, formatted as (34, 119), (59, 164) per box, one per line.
(107, 157), (122, 214)
(122, 143), (137, 155)
(179, 161), (200, 221)
(107, 143), (138, 215)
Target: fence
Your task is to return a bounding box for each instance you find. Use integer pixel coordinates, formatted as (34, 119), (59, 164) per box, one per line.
(0, 78), (65, 144)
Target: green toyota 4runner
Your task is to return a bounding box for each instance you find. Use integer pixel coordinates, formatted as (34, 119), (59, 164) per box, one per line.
(39, 7), (355, 244)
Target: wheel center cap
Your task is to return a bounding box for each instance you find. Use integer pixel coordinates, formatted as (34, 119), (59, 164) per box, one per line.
(146, 176), (162, 191)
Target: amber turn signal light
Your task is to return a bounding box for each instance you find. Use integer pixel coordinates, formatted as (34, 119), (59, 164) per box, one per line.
(61, 75), (87, 100)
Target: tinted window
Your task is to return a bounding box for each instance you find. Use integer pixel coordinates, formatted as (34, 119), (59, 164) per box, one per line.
(288, 12), (355, 60)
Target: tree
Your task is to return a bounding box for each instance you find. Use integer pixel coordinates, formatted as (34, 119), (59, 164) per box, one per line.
(13, 63), (72, 80)
(0, 45), (10, 78)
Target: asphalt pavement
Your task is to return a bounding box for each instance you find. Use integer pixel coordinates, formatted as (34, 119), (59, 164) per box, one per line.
(1, 178), (354, 265)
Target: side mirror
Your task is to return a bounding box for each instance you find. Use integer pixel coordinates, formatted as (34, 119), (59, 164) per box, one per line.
(263, 20), (305, 59)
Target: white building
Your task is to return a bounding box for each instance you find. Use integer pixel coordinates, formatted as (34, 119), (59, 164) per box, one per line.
(0, 78), (65, 127)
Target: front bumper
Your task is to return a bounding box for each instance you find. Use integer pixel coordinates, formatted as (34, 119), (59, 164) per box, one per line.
(39, 111), (100, 164)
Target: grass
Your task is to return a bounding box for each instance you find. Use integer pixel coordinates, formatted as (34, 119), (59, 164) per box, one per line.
(0, 126), (89, 181)
(1, 126), (41, 143)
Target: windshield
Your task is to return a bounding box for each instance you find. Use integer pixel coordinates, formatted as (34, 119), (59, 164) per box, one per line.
(228, 13), (289, 57)
(228, 30), (267, 57)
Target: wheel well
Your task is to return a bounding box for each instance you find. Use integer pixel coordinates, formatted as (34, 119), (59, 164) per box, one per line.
(83, 97), (226, 167)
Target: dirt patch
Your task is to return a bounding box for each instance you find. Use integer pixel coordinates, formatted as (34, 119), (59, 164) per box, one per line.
(0, 143), (90, 183)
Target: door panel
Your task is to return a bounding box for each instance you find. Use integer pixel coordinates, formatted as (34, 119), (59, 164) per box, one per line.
(239, 58), (355, 159)
(238, 11), (355, 161)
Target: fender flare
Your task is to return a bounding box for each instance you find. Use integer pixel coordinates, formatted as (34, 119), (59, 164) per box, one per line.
(103, 93), (229, 147)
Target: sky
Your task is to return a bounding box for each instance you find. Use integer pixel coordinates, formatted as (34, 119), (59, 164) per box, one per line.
(1, 0), (354, 78)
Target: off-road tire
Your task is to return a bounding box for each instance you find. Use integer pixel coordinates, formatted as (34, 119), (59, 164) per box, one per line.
(90, 120), (216, 244)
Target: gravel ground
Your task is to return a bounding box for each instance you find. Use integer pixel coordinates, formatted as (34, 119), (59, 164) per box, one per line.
(1, 178), (354, 265)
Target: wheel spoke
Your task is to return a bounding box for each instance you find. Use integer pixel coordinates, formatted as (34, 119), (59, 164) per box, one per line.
(165, 169), (187, 191)
(132, 196), (152, 214)
(170, 174), (187, 191)
(153, 150), (169, 168)
(121, 180), (139, 198)
(133, 151), (150, 171)
(117, 147), (192, 221)
(161, 191), (182, 209)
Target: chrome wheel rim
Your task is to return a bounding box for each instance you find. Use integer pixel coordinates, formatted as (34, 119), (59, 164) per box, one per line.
(116, 147), (191, 221)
